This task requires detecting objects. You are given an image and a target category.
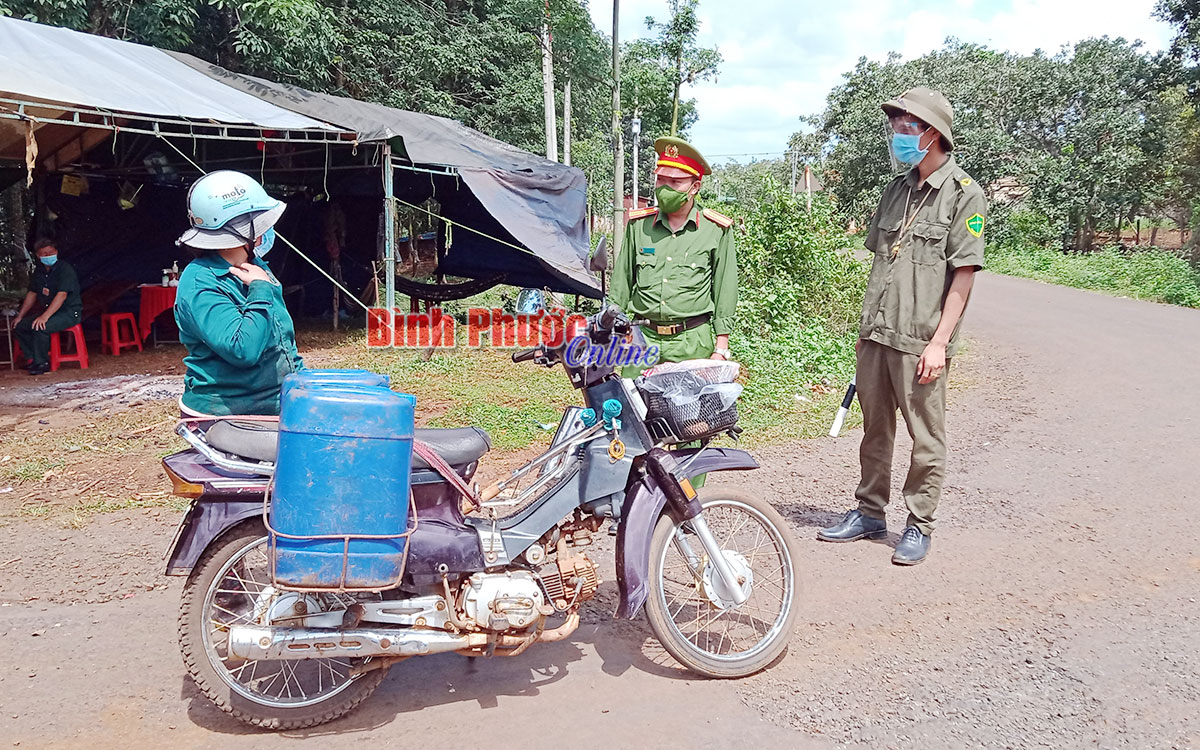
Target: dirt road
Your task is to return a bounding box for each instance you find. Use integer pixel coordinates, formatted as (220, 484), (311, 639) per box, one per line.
(4, 273), (1199, 749)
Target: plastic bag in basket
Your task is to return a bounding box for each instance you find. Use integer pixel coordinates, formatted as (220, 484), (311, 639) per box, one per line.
(641, 358), (739, 383)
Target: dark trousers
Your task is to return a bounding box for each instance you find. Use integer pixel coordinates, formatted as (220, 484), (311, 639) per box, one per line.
(14, 309), (81, 367)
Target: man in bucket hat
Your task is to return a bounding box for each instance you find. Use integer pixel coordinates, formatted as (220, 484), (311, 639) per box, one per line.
(818, 87), (986, 565)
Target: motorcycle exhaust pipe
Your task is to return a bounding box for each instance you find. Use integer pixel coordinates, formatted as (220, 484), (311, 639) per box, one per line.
(227, 625), (487, 661)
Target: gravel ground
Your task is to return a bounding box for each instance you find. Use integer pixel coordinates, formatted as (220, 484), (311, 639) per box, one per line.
(1, 273), (1198, 749)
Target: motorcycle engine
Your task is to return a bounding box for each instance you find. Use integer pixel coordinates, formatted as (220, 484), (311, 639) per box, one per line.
(461, 571), (545, 630)
(538, 539), (600, 611)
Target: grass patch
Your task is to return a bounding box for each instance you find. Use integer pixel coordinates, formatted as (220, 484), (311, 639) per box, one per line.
(987, 243), (1200, 307)
(331, 345), (578, 450)
(69, 494), (189, 518)
(2, 457), (67, 482)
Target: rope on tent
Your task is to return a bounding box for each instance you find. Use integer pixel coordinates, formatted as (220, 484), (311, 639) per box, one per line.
(156, 132), (371, 313)
(389, 195), (587, 282)
(323, 142), (331, 200)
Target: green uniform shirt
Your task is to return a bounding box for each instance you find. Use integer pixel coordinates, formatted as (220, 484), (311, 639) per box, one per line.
(28, 260), (82, 316)
(611, 206), (738, 337)
(175, 254), (304, 416)
(860, 155), (986, 357)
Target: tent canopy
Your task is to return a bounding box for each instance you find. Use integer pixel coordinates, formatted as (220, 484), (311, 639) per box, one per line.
(0, 15), (598, 297)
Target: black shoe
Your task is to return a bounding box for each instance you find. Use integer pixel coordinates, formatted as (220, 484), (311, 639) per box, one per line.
(892, 526), (931, 565)
(817, 509), (887, 542)
(27, 363), (50, 376)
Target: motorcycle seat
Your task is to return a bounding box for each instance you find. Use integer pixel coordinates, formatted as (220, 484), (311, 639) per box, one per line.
(205, 421), (491, 469)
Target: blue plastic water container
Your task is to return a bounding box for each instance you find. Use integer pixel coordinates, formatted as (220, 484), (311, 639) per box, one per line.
(271, 383), (414, 589)
(280, 369), (388, 402)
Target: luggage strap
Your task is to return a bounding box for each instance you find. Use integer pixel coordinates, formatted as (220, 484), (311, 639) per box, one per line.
(412, 439), (481, 512)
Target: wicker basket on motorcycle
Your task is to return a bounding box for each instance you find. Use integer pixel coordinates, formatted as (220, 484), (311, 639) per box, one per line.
(636, 360), (742, 442)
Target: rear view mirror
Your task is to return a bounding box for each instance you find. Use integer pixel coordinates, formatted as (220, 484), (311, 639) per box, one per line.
(589, 237), (608, 273)
(515, 288), (547, 314)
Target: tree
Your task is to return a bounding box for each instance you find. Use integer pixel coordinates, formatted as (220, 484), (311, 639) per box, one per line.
(643, 0), (720, 136)
(803, 38), (1172, 252)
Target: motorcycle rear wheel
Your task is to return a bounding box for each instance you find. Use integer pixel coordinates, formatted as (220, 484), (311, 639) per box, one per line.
(179, 521), (388, 730)
(645, 489), (801, 678)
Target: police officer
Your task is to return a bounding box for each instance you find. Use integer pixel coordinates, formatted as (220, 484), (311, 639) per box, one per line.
(610, 136), (737, 372)
(818, 87), (986, 565)
(13, 238), (83, 376)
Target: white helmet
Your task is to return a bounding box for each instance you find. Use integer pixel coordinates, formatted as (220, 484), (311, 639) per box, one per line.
(177, 171), (285, 250)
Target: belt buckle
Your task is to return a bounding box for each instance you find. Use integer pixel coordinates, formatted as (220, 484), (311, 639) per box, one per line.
(655, 324), (677, 335)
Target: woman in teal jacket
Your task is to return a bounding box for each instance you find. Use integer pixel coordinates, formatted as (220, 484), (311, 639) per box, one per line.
(175, 171), (303, 417)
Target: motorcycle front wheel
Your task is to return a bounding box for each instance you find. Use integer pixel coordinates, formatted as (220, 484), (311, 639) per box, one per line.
(178, 522), (388, 730)
(645, 489), (801, 678)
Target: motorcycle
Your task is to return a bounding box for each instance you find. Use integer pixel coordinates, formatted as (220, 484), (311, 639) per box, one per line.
(161, 270), (801, 730)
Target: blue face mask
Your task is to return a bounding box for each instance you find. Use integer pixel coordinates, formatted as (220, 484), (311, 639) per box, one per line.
(41, 254), (58, 267)
(891, 130), (931, 166)
(254, 228), (276, 258)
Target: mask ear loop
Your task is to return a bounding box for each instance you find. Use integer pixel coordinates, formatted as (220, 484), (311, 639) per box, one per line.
(919, 126), (936, 153)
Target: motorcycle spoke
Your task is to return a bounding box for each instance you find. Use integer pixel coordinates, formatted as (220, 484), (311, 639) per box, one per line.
(201, 535), (369, 708)
(209, 602), (255, 625)
(658, 500), (795, 660)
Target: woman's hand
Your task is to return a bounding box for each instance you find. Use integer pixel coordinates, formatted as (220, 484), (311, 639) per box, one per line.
(228, 263), (272, 286)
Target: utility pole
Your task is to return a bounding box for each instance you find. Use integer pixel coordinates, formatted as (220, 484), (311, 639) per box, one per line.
(562, 72), (572, 166)
(541, 3), (558, 162)
(790, 149), (797, 195)
(611, 0), (624, 271)
(631, 112), (641, 208)
(804, 162), (812, 212)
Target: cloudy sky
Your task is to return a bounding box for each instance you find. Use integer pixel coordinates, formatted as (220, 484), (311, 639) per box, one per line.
(587, 0), (1176, 164)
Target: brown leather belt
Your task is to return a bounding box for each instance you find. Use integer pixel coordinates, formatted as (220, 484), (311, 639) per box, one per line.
(649, 313), (711, 336)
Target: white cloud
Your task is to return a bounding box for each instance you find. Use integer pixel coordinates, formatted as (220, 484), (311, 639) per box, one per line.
(587, 0), (1175, 163)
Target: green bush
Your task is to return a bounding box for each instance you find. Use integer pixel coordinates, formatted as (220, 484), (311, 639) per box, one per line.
(986, 242), (1200, 307)
(723, 178), (869, 440)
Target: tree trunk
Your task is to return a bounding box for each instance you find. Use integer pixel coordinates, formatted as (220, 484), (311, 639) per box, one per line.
(541, 18), (558, 162)
(1150, 224), (1159, 247)
(219, 8), (240, 71)
(562, 74), (572, 166)
(670, 62), (682, 136)
(611, 0), (625, 269)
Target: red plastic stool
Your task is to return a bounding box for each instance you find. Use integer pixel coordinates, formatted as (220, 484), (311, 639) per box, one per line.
(49, 324), (89, 371)
(101, 313), (143, 356)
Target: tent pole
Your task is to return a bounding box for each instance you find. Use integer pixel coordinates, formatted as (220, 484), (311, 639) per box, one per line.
(382, 143), (397, 318)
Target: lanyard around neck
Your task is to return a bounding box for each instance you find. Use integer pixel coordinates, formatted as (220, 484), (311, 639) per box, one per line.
(891, 185), (935, 259)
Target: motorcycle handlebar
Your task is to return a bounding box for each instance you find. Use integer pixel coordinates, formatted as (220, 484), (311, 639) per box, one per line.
(512, 348), (539, 363)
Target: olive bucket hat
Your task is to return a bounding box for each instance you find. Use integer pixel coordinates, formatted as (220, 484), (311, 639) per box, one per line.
(882, 87), (955, 151)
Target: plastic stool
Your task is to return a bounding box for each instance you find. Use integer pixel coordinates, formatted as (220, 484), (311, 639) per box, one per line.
(49, 324), (89, 371)
(101, 313), (143, 356)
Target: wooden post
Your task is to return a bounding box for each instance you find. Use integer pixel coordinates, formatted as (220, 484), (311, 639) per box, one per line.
(382, 143), (396, 325)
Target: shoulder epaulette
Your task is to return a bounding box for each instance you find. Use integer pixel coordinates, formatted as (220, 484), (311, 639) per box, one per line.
(627, 207), (657, 221)
(702, 208), (734, 228)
